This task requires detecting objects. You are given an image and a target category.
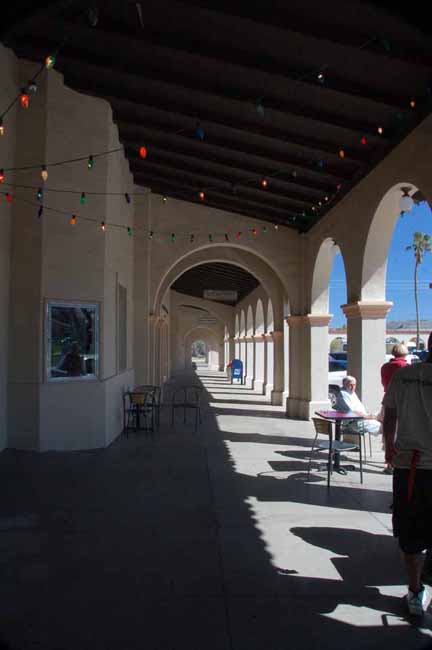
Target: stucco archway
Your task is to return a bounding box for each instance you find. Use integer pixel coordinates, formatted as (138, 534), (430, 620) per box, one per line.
(183, 326), (222, 371)
(153, 245), (286, 330)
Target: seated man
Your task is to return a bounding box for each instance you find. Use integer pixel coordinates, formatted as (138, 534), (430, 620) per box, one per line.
(336, 375), (381, 436)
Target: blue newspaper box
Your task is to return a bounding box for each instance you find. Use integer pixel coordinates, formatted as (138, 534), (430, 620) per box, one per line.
(231, 359), (243, 384)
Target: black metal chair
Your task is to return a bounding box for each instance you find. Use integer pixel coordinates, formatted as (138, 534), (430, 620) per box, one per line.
(123, 390), (154, 435)
(171, 386), (203, 432)
(341, 419), (373, 458)
(307, 417), (363, 488)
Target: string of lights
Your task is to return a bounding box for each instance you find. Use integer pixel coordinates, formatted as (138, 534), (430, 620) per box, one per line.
(0, 29), (426, 220)
(0, 189), (282, 240)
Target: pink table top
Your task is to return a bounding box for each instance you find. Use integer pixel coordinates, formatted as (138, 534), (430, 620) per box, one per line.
(315, 410), (364, 420)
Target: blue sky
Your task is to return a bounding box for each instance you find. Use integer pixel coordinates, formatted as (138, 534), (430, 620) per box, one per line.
(329, 201), (432, 327)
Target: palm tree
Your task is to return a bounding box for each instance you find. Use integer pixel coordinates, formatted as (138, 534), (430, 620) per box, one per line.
(406, 232), (432, 349)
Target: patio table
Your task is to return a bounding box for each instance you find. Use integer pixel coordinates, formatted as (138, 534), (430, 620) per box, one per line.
(315, 410), (365, 474)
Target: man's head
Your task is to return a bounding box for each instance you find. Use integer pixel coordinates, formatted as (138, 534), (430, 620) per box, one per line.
(342, 375), (357, 393)
(391, 343), (408, 358)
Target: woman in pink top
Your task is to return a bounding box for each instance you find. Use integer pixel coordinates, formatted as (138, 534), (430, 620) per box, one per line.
(380, 344), (408, 473)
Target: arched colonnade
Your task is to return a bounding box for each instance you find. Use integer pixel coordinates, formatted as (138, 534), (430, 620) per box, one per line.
(135, 115), (432, 419)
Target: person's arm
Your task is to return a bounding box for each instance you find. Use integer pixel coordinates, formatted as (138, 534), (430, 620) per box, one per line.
(383, 407), (397, 465)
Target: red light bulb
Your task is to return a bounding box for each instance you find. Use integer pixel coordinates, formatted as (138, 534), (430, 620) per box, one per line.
(139, 146), (147, 159)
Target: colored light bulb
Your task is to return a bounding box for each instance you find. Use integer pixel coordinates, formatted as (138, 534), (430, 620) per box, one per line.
(361, 136), (367, 145)
(171, 233), (176, 242)
(87, 155), (94, 169)
(41, 166), (48, 182)
(127, 227), (132, 236)
(0, 169), (4, 183)
(5, 193), (12, 203)
(224, 233), (229, 241)
(101, 221), (106, 231)
(410, 99), (416, 109)
(208, 234), (213, 242)
(80, 192), (86, 205)
(199, 191), (205, 201)
(139, 146), (147, 159)
(45, 54), (56, 69)
(377, 126), (384, 135)
(195, 124), (205, 140)
(20, 91), (29, 109)
(338, 149), (345, 159)
(0, 119), (4, 136)
(37, 187), (43, 201)
(148, 231), (153, 240)
(70, 215), (76, 225)
(261, 178), (268, 188)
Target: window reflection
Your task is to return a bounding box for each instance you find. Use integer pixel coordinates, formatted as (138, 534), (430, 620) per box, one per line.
(47, 303), (99, 380)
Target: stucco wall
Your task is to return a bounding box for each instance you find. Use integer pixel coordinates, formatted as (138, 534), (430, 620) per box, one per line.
(0, 44), (18, 450)
(4, 49), (135, 450)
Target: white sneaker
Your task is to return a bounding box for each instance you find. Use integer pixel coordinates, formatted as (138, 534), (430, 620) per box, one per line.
(406, 587), (427, 616)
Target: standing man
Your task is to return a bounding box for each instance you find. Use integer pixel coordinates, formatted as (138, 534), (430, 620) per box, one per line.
(380, 344), (409, 474)
(383, 332), (432, 616)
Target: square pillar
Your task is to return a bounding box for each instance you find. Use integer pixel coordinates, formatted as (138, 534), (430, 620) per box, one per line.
(270, 330), (284, 405)
(253, 334), (266, 394)
(342, 301), (393, 413)
(286, 314), (332, 419)
(245, 336), (255, 388)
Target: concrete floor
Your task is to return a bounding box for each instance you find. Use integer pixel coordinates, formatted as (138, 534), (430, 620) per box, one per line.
(1, 367), (432, 650)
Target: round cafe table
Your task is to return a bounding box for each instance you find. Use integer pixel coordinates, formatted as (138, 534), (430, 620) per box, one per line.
(315, 410), (365, 473)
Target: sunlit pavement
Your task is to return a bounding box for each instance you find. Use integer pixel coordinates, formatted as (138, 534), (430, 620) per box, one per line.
(1, 366), (431, 650)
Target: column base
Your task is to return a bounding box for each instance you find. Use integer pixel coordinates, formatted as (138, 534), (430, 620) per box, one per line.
(245, 376), (254, 389)
(286, 398), (331, 420)
(265, 383), (274, 399)
(282, 391), (290, 413)
(254, 379), (265, 395)
(271, 390), (283, 406)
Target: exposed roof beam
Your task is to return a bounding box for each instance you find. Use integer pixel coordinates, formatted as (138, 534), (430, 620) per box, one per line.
(115, 119), (351, 186)
(32, 14), (428, 110)
(126, 149), (327, 207)
(119, 132), (338, 196)
(134, 173), (305, 227)
(12, 17), (403, 136)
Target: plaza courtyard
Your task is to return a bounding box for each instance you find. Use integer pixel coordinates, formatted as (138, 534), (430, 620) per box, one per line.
(1, 367), (432, 650)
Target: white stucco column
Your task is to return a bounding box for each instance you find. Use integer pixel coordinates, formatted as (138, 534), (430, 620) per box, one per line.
(254, 334), (265, 394)
(342, 301), (393, 413)
(271, 330), (284, 405)
(245, 336), (255, 388)
(264, 333), (274, 398)
(240, 337), (247, 380)
(286, 314), (332, 419)
(282, 318), (290, 411)
(234, 337), (240, 360)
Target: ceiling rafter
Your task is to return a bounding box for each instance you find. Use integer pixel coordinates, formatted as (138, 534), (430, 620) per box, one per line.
(38, 11), (430, 110)
(126, 149), (327, 206)
(134, 170), (307, 221)
(16, 53), (376, 165)
(13, 17), (406, 136)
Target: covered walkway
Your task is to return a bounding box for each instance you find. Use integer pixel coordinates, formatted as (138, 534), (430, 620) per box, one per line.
(1, 368), (430, 650)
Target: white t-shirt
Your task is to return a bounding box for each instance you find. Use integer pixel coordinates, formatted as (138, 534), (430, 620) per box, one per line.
(382, 362), (432, 468)
(337, 390), (367, 415)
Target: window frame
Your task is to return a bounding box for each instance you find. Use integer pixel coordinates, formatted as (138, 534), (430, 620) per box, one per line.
(45, 300), (100, 383)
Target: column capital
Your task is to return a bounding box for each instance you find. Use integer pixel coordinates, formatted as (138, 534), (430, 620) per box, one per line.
(244, 336), (255, 343)
(287, 314), (332, 327)
(342, 301), (393, 319)
(270, 330), (284, 339)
